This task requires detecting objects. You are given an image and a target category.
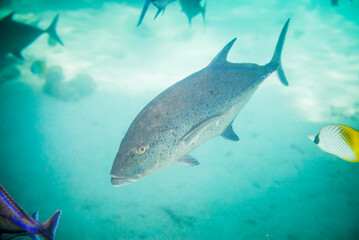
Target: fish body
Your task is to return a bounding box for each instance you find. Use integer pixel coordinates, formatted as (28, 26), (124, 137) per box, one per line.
(179, 0), (206, 24)
(309, 124), (359, 162)
(0, 12), (63, 60)
(137, 0), (176, 27)
(0, 184), (61, 240)
(111, 19), (290, 186)
(152, 0), (173, 9)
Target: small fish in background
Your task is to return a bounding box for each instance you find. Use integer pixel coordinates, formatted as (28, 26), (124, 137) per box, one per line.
(0, 184), (61, 240)
(0, 12), (64, 60)
(137, 0), (177, 27)
(308, 124), (359, 162)
(110, 19), (290, 187)
(331, 0), (353, 6)
(331, 0), (340, 6)
(43, 66), (96, 102)
(31, 60), (47, 76)
(179, 0), (206, 25)
(0, 55), (21, 84)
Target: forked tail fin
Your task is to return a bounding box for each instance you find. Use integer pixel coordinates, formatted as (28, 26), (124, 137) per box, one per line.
(154, 7), (164, 20)
(137, 0), (151, 27)
(46, 14), (64, 46)
(42, 210), (62, 240)
(201, 0), (207, 24)
(269, 18), (290, 86)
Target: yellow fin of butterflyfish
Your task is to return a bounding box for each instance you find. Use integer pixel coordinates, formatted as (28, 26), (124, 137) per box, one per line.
(334, 125), (359, 162)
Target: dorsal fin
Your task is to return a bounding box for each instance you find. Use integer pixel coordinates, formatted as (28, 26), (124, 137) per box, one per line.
(32, 212), (39, 221)
(11, 49), (24, 60)
(1, 12), (15, 22)
(208, 38), (237, 67)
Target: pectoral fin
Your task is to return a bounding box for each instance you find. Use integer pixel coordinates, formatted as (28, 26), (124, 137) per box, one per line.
(32, 212), (39, 220)
(177, 155), (200, 166)
(221, 123), (239, 141)
(180, 115), (222, 146)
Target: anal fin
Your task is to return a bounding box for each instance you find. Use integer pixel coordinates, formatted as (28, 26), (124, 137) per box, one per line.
(177, 155), (200, 166)
(221, 123), (239, 141)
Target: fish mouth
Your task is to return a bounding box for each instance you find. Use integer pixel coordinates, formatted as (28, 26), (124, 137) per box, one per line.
(110, 174), (142, 187)
(308, 134), (315, 141)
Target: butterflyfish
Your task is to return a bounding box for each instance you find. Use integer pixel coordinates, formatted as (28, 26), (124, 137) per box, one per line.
(308, 124), (359, 162)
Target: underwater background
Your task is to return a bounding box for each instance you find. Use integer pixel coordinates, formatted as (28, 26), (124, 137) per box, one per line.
(1, 0), (359, 239)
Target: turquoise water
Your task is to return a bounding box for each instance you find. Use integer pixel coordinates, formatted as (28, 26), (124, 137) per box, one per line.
(1, 0), (359, 239)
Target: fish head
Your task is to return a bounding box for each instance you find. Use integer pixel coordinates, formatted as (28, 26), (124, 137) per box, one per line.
(308, 125), (342, 151)
(308, 132), (320, 145)
(110, 124), (174, 187)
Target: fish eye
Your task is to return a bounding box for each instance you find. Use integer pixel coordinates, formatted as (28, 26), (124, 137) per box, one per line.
(314, 133), (320, 144)
(136, 145), (149, 155)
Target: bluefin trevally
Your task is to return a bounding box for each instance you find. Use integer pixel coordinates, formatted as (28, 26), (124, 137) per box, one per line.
(0, 184), (61, 240)
(111, 19), (291, 187)
(0, 12), (64, 60)
(137, 0), (177, 27)
(179, 0), (206, 25)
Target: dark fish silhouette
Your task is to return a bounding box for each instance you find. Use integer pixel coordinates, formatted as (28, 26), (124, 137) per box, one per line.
(0, 184), (61, 240)
(0, 12), (64, 60)
(137, 0), (176, 27)
(179, 0), (206, 25)
(110, 19), (290, 186)
(331, 0), (353, 6)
